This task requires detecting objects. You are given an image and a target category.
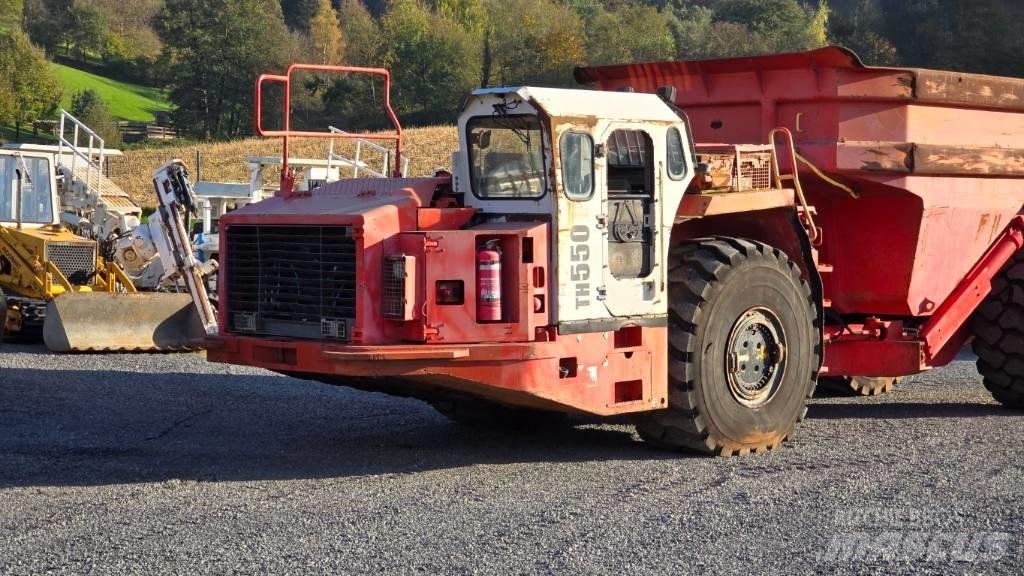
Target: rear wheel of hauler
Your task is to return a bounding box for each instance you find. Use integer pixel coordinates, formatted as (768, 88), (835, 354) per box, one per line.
(971, 250), (1024, 409)
(635, 238), (820, 455)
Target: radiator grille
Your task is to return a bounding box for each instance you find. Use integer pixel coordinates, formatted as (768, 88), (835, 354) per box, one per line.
(225, 225), (356, 340)
(46, 242), (98, 286)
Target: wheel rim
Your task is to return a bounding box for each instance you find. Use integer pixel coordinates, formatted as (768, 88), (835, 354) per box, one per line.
(725, 306), (787, 408)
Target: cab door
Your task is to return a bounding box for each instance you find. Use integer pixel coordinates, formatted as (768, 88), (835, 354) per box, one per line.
(598, 125), (660, 317)
(554, 126), (608, 325)
(555, 122), (694, 326)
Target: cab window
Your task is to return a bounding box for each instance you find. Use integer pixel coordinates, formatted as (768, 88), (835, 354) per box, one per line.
(666, 127), (687, 180)
(0, 155), (53, 224)
(559, 131), (594, 201)
(467, 115), (546, 199)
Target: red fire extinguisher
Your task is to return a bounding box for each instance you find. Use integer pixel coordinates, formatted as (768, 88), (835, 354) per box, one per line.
(477, 240), (502, 322)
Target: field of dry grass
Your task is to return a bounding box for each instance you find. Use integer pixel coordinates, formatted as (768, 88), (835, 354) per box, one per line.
(108, 125), (458, 207)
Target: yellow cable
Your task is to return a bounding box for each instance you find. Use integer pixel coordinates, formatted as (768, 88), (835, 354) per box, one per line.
(795, 152), (860, 199)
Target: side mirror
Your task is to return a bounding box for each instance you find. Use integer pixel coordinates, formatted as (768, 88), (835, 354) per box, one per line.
(656, 85), (678, 104)
(478, 130), (491, 150)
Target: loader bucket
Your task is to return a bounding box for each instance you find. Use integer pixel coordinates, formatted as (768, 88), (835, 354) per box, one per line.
(43, 292), (206, 353)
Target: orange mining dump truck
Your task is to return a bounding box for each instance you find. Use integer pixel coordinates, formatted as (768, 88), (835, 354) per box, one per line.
(205, 49), (1024, 455)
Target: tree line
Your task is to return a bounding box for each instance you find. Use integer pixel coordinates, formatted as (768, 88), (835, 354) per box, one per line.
(1, 0), (1023, 141)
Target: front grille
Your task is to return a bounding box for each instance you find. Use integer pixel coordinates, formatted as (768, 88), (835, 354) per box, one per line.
(225, 225), (356, 340)
(46, 242), (97, 285)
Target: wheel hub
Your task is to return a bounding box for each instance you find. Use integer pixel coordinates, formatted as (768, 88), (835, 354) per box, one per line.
(726, 307), (787, 408)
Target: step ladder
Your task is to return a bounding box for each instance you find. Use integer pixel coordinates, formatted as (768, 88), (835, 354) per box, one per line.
(57, 109), (133, 206)
(769, 127), (820, 245)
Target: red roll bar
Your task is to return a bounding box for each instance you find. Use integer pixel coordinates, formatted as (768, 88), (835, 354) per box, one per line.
(254, 64), (404, 194)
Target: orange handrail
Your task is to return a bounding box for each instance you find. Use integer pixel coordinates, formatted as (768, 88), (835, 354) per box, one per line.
(254, 64), (404, 194)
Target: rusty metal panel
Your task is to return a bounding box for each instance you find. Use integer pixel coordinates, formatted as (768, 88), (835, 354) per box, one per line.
(914, 69), (1024, 111)
(837, 143), (1024, 176)
(914, 144), (1024, 176)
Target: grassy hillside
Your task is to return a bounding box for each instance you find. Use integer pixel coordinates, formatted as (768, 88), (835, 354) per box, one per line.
(51, 63), (171, 122)
(111, 126), (459, 208)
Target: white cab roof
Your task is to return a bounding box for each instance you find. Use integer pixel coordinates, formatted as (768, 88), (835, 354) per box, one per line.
(470, 86), (681, 124)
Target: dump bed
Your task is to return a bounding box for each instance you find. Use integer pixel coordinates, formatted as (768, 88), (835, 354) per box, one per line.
(576, 47), (1024, 175)
(576, 47), (1024, 317)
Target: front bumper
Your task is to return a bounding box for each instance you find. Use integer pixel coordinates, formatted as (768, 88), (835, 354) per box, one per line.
(207, 331), (668, 416)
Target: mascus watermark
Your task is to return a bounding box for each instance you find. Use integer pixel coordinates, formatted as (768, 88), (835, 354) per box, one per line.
(818, 508), (1012, 564)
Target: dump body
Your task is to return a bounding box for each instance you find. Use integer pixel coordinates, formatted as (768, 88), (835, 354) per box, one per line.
(577, 47), (1024, 318)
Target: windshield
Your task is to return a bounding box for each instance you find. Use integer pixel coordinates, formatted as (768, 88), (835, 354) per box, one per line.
(467, 115), (546, 199)
(0, 155), (54, 225)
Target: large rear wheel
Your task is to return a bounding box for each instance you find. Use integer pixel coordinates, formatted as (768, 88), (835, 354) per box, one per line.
(971, 251), (1024, 408)
(635, 238), (820, 455)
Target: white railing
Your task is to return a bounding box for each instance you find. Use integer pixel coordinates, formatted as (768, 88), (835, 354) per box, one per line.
(57, 109), (106, 195)
(326, 126), (409, 178)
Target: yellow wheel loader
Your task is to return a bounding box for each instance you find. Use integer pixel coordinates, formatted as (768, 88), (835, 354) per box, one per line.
(0, 149), (202, 352)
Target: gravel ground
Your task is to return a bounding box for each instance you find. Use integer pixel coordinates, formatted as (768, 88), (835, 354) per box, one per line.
(0, 344), (1022, 575)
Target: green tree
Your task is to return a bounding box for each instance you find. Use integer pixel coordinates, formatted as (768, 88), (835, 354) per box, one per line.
(483, 0), (584, 87)
(68, 2), (106, 60)
(0, 30), (61, 139)
(829, 0), (898, 65)
(714, 0), (830, 53)
(70, 88), (121, 146)
(888, 0), (1019, 77)
(309, 0), (344, 64)
(281, 0), (320, 30)
(339, 0), (381, 66)
(432, 0), (485, 32)
(381, 0), (480, 123)
(23, 0), (72, 55)
(155, 0), (290, 139)
(585, 4), (675, 66)
(0, 0), (24, 33)
(90, 0), (163, 55)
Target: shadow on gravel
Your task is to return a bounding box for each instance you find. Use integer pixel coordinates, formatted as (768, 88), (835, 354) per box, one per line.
(807, 401), (1011, 420)
(0, 365), (683, 489)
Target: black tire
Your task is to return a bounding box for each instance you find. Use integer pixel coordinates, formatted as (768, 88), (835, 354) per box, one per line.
(818, 376), (900, 397)
(428, 396), (569, 430)
(971, 251), (1024, 408)
(635, 238), (820, 456)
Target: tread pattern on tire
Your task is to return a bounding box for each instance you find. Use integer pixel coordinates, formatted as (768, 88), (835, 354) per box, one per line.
(972, 252), (1024, 408)
(635, 237), (821, 456)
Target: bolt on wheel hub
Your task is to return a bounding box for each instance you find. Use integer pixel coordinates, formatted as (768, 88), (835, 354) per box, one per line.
(726, 307), (787, 408)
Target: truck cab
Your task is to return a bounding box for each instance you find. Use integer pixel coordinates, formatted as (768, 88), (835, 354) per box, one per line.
(454, 87), (694, 332)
